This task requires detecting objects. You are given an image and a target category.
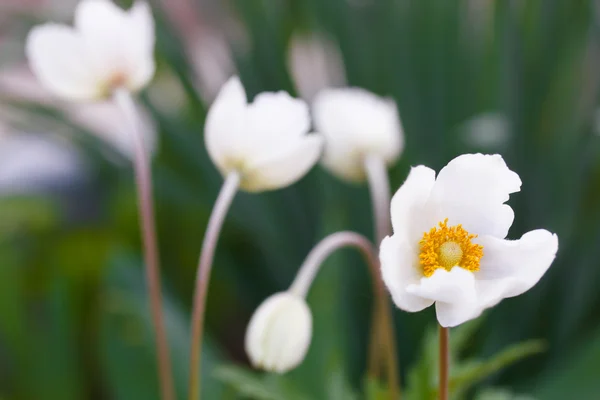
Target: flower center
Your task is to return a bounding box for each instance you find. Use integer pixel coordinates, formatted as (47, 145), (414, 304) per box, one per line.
(419, 218), (483, 277)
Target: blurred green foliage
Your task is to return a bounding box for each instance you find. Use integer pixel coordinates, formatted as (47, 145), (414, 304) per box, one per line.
(2, 0), (600, 399)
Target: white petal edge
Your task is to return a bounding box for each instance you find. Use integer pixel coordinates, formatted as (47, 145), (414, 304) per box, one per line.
(241, 135), (323, 192)
(406, 267), (480, 327)
(204, 76), (248, 174)
(379, 235), (433, 312)
(247, 91), (310, 142)
(474, 229), (558, 308)
(406, 267), (477, 304)
(124, 1), (156, 90)
(435, 299), (483, 328)
(428, 153), (522, 238)
(390, 165), (436, 240)
(74, 0), (155, 92)
(26, 25), (101, 101)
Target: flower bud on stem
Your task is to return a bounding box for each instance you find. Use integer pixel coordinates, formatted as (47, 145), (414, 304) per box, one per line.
(288, 231), (399, 399)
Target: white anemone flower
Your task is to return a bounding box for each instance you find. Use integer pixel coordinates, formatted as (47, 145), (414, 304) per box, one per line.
(380, 153), (558, 327)
(205, 76), (323, 192)
(245, 292), (312, 373)
(26, 0), (155, 101)
(312, 88), (404, 182)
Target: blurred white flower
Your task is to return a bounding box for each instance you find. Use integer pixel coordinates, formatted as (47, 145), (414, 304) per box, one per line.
(461, 112), (510, 150)
(0, 67), (157, 160)
(0, 123), (84, 195)
(312, 88), (403, 182)
(26, 0), (155, 101)
(245, 292), (312, 373)
(287, 33), (346, 101)
(380, 154), (558, 327)
(205, 76), (323, 192)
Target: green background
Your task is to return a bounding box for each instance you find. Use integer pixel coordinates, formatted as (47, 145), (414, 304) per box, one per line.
(1, 0), (599, 398)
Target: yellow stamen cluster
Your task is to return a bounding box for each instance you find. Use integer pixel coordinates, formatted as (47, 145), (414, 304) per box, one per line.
(419, 218), (483, 277)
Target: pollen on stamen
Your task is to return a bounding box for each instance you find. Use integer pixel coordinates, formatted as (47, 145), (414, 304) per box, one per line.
(419, 218), (484, 277)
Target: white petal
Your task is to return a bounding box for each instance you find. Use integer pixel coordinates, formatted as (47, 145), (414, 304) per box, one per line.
(123, 1), (156, 90)
(407, 267), (477, 304)
(204, 76), (248, 174)
(247, 91), (310, 142)
(245, 292), (312, 373)
(313, 88), (403, 182)
(435, 300), (483, 328)
(74, 0), (155, 91)
(380, 235), (433, 312)
(390, 165), (436, 240)
(26, 24), (101, 100)
(406, 267), (479, 327)
(427, 154), (521, 238)
(474, 229), (558, 307)
(241, 135), (323, 192)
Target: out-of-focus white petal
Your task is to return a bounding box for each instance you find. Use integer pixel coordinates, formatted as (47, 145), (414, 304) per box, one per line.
(313, 87), (403, 182)
(245, 292), (312, 373)
(74, 0), (154, 91)
(428, 153), (521, 238)
(242, 136), (323, 192)
(287, 33), (346, 101)
(390, 165), (436, 240)
(67, 99), (157, 159)
(205, 77), (321, 192)
(247, 92), (310, 142)
(204, 76), (248, 174)
(380, 235), (433, 312)
(474, 230), (558, 306)
(123, 1), (155, 90)
(26, 24), (101, 100)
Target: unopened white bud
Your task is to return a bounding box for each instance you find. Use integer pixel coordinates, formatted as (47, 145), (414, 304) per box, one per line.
(244, 292), (312, 373)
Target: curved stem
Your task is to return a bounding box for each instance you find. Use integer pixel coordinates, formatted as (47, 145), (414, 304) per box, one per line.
(439, 326), (449, 400)
(364, 154), (391, 245)
(287, 231), (399, 399)
(188, 172), (240, 400)
(113, 89), (175, 400)
(364, 155), (400, 399)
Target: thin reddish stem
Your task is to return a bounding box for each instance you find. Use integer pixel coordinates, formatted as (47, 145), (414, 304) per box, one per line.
(114, 89), (175, 400)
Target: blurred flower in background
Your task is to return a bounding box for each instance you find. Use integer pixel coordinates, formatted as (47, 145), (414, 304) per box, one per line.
(287, 32), (346, 101)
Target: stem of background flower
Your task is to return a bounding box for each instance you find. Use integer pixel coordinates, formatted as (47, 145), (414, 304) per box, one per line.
(288, 231), (399, 400)
(363, 154), (401, 398)
(113, 89), (175, 400)
(188, 171), (240, 400)
(439, 326), (449, 400)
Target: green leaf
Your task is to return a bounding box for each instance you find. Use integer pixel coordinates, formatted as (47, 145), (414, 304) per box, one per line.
(474, 388), (536, 400)
(98, 256), (225, 400)
(534, 328), (600, 399)
(364, 377), (390, 400)
(214, 365), (309, 400)
(450, 340), (546, 396)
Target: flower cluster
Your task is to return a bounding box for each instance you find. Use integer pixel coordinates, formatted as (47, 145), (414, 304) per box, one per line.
(25, 0), (559, 389)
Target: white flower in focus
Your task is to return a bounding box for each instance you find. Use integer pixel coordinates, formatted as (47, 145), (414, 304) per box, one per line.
(245, 292), (312, 373)
(312, 88), (403, 182)
(380, 153), (558, 327)
(26, 0), (155, 101)
(205, 76), (323, 192)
